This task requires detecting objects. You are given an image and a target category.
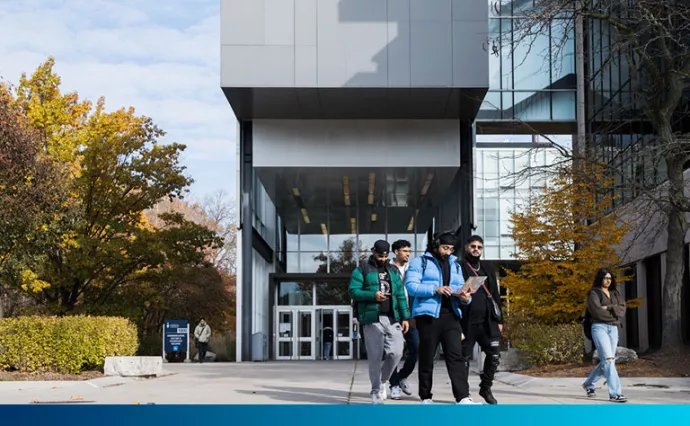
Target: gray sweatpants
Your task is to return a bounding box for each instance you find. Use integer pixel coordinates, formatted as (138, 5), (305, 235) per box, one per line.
(362, 315), (405, 393)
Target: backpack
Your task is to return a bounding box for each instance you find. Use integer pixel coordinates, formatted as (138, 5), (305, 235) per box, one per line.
(581, 290), (604, 341)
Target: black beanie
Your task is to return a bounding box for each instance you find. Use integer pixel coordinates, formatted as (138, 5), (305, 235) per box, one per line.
(437, 232), (456, 246)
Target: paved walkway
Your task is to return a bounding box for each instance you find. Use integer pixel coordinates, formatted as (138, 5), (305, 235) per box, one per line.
(1, 360), (689, 404)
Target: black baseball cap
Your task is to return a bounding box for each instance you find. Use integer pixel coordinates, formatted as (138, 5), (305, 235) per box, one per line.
(372, 240), (390, 254)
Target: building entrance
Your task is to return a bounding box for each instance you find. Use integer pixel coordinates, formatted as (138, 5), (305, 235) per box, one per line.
(271, 273), (355, 361)
(274, 306), (353, 360)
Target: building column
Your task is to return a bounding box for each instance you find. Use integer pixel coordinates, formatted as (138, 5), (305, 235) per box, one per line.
(240, 120), (254, 361)
(637, 261), (649, 353)
(459, 120), (475, 248)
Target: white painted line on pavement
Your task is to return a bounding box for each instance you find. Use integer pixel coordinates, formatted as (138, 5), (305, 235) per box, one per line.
(85, 381), (99, 388)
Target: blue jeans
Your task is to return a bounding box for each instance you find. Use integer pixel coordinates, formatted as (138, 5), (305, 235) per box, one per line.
(323, 342), (332, 360)
(389, 327), (419, 387)
(584, 323), (622, 397)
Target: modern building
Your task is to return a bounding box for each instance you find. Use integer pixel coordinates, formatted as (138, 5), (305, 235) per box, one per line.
(221, 0), (579, 361)
(582, 16), (690, 350)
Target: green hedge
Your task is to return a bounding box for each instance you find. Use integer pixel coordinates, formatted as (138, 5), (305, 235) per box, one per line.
(510, 322), (584, 366)
(0, 315), (139, 373)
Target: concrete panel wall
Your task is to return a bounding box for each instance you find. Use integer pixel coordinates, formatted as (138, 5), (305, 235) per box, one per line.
(221, 0), (488, 88)
(252, 119), (461, 167)
(612, 168), (690, 353)
(616, 169), (690, 265)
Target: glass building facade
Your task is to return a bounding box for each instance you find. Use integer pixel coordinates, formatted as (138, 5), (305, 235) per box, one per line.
(479, 0), (576, 122)
(474, 137), (566, 261)
(584, 18), (668, 208)
(259, 166), (439, 275)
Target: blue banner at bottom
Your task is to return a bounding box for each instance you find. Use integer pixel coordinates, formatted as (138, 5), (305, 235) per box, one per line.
(2, 405), (689, 426)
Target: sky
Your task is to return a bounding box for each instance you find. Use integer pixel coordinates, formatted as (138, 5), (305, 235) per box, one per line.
(0, 0), (237, 201)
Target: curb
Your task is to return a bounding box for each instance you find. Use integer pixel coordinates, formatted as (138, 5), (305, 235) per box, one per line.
(493, 371), (540, 388)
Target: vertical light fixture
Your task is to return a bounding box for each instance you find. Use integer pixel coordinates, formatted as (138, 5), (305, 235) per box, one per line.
(342, 176), (351, 206)
(368, 172), (375, 205)
(421, 173), (434, 196)
(407, 208), (419, 231)
(301, 208), (310, 224)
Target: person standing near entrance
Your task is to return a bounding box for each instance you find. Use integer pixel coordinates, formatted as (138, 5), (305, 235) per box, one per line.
(388, 239), (419, 400)
(349, 240), (410, 404)
(459, 235), (504, 405)
(194, 319), (212, 363)
(406, 231), (478, 404)
(323, 326), (334, 360)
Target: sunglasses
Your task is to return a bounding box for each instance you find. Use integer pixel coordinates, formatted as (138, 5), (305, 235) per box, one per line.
(469, 245), (483, 250)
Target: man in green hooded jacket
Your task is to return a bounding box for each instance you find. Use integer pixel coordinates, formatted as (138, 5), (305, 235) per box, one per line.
(349, 240), (410, 404)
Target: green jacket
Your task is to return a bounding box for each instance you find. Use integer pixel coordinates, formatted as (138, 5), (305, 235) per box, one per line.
(348, 256), (410, 325)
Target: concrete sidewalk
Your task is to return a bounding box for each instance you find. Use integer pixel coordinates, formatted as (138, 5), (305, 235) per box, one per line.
(0, 360), (689, 405)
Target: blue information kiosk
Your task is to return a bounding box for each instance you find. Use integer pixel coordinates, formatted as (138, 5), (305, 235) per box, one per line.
(163, 320), (191, 363)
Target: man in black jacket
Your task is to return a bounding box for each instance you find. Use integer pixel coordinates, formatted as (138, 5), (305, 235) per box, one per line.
(459, 235), (504, 405)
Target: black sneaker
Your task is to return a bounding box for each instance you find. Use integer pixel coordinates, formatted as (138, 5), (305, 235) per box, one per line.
(582, 384), (596, 397)
(609, 395), (628, 403)
(479, 388), (498, 405)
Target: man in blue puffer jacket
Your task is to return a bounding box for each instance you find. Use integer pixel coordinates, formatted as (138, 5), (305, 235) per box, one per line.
(406, 231), (478, 405)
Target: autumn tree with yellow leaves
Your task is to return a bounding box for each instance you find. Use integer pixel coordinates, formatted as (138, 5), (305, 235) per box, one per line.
(502, 166), (636, 324)
(0, 58), (224, 317)
(0, 83), (68, 316)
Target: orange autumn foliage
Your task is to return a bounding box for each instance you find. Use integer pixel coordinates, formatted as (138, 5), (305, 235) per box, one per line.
(502, 166), (640, 324)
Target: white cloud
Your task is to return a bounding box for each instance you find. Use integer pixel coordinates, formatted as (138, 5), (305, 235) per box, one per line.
(0, 0), (236, 198)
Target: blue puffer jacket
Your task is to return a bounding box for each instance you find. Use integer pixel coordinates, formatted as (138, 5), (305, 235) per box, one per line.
(405, 252), (471, 318)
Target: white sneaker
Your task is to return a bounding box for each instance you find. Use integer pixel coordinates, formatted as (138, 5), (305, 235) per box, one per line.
(390, 386), (402, 400)
(371, 391), (384, 404)
(457, 397), (480, 404)
(399, 378), (412, 395)
(379, 382), (389, 400)
(422, 399), (434, 404)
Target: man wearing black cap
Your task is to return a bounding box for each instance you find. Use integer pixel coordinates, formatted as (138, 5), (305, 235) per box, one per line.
(349, 240), (410, 404)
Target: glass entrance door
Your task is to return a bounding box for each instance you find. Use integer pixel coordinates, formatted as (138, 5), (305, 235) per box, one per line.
(334, 309), (353, 360)
(275, 308), (315, 360)
(315, 307), (353, 360)
(276, 309), (294, 360)
(296, 310), (314, 360)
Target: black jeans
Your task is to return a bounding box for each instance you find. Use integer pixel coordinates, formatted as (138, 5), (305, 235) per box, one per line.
(417, 310), (470, 402)
(390, 327), (419, 387)
(197, 342), (208, 363)
(462, 322), (501, 388)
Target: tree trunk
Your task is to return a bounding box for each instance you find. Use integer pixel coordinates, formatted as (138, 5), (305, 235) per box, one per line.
(658, 115), (687, 349)
(662, 207), (685, 349)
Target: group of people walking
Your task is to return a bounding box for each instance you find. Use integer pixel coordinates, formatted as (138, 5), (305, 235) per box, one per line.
(349, 232), (629, 404)
(348, 232), (503, 404)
